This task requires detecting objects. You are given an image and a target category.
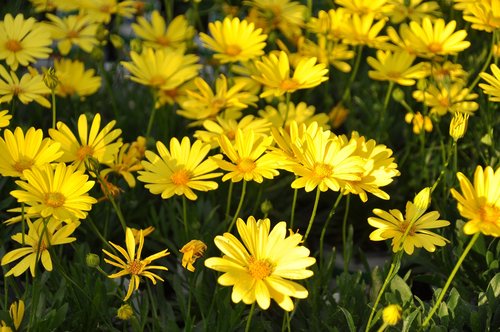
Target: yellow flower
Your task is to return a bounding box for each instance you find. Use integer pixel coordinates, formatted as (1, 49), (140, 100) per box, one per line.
(450, 166), (500, 237)
(49, 113), (122, 171)
(449, 112), (469, 141)
(328, 103), (349, 129)
(102, 227), (169, 301)
(78, 0), (138, 24)
(367, 50), (426, 86)
(404, 112), (433, 134)
(462, 0), (500, 32)
(213, 129), (282, 183)
(340, 13), (389, 48)
(45, 14), (99, 55)
(121, 47), (200, 91)
(258, 101), (330, 130)
(368, 188), (450, 254)
(11, 162), (97, 221)
(421, 61), (468, 84)
(9, 300), (24, 330)
(0, 65), (51, 108)
(252, 51), (329, 98)
(387, 0), (440, 24)
(101, 140), (144, 188)
(0, 13), (52, 70)
(130, 226), (155, 245)
(297, 36), (355, 73)
(382, 304), (402, 326)
(138, 137), (222, 200)
(205, 216), (316, 311)
(0, 109), (12, 129)
(53, 58), (102, 99)
(179, 239), (207, 272)
(117, 304), (134, 320)
(335, 0), (394, 18)
(132, 11), (194, 51)
(0, 126), (62, 178)
(200, 17), (267, 63)
(479, 64), (500, 102)
(308, 8), (350, 42)
(177, 75), (258, 126)
(1, 217), (79, 276)
(29, 0), (59, 12)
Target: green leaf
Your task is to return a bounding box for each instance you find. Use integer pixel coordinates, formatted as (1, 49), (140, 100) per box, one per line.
(338, 306), (356, 332)
(389, 275), (413, 304)
(401, 308), (420, 332)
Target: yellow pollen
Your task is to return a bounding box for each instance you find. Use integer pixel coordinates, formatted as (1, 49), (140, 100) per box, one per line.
(312, 163), (332, 180)
(427, 42), (442, 54)
(280, 78), (300, 92)
(171, 169), (190, 185)
(225, 44), (242, 56)
(13, 157), (34, 173)
(128, 259), (144, 275)
(237, 158), (256, 173)
(479, 205), (500, 225)
(76, 145), (94, 161)
(5, 39), (22, 52)
(247, 256), (273, 280)
(438, 96), (450, 107)
(44, 192), (66, 208)
(399, 221), (416, 236)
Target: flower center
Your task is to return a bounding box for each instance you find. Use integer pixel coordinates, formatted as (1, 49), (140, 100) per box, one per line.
(312, 163), (332, 180)
(247, 256), (273, 280)
(11, 85), (23, 96)
(67, 30), (80, 38)
(171, 169), (190, 185)
(211, 97), (226, 113)
(280, 78), (300, 92)
(237, 158), (256, 173)
(427, 42), (442, 54)
(5, 39), (22, 52)
(36, 239), (48, 252)
(128, 259), (144, 275)
(225, 44), (242, 56)
(479, 204), (500, 225)
(156, 36), (169, 46)
(149, 75), (166, 87)
(77, 144), (94, 161)
(44, 192), (66, 208)
(13, 157), (34, 173)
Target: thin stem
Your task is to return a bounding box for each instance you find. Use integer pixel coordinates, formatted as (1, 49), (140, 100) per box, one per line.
(282, 92), (291, 128)
(228, 181), (247, 232)
(225, 181), (234, 219)
(421, 233), (480, 328)
(319, 193), (343, 265)
(467, 31), (496, 92)
(376, 81), (395, 141)
(341, 45), (364, 104)
(244, 303), (256, 332)
(342, 194), (351, 273)
(430, 140), (456, 194)
(303, 187), (321, 242)
(145, 91), (158, 139)
(51, 90), (57, 129)
(290, 180), (298, 229)
(182, 195), (189, 239)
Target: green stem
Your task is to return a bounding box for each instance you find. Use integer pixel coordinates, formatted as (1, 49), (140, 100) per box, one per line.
(225, 181), (234, 219)
(145, 92), (158, 139)
(319, 193), (343, 265)
(467, 31), (496, 92)
(303, 187), (321, 242)
(376, 81), (394, 141)
(342, 194), (351, 273)
(51, 90), (57, 129)
(290, 185), (298, 229)
(430, 140), (456, 194)
(182, 195), (189, 239)
(244, 303), (256, 332)
(341, 45), (364, 104)
(228, 181), (247, 232)
(282, 92), (291, 128)
(421, 233), (480, 328)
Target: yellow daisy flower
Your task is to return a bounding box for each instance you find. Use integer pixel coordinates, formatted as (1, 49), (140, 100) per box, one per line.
(335, 0), (394, 18)
(11, 162), (97, 221)
(101, 140), (144, 188)
(479, 64), (500, 102)
(1, 217), (79, 277)
(121, 47), (200, 91)
(49, 113), (122, 171)
(102, 227), (169, 301)
(200, 17), (267, 63)
(405, 112), (433, 134)
(259, 101), (330, 130)
(450, 166), (500, 237)
(138, 137), (222, 201)
(132, 11), (194, 51)
(0, 109), (12, 129)
(297, 36), (355, 73)
(252, 51), (329, 98)
(367, 50), (426, 86)
(77, 0), (138, 24)
(387, 0), (440, 24)
(0, 13), (52, 70)
(308, 8), (350, 42)
(0, 65), (51, 108)
(462, 0), (500, 32)
(45, 14), (99, 55)
(8, 300), (24, 330)
(30, 0), (59, 12)
(340, 13), (389, 48)
(53, 58), (102, 99)
(0, 127), (62, 178)
(179, 239), (207, 272)
(421, 61), (468, 84)
(213, 129), (282, 183)
(205, 216), (316, 311)
(368, 187), (450, 254)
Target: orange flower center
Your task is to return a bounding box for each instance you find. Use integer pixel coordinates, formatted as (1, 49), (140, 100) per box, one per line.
(225, 44), (242, 56)
(312, 163), (332, 180)
(13, 157), (34, 173)
(237, 158), (256, 173)
(77, 144), (94, 161)
(67, 30), (80, 38)
(128, 259), (144, 275)
(171, 169), (190, 185)
(247, 256), (273, 280)
(44, 192), (66, 208)
(211, 97), (226, 112)
(427, 42), (442, 54)
(479, 204), (500, 225)
(150, 75), (166, 87)
(399, 221), (416, 236)
(280, 78), (300, 92)
(36, 239), (48, 252)
(156, 36), (170, 46)
(11, 85), (23, 96)
(5, 39), (22, 52)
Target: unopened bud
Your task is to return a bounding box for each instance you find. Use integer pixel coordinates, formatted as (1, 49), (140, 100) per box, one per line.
(117, 304), (134, 320)
(449, 112), (469, 141)
(43, 67), (59, 90)
(86, 253), (100, 268)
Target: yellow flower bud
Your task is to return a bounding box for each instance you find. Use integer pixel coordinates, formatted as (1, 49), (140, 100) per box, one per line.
(86, 253), (100, 268)
(43, 67), (59, 90)
(329, 104), (349, 129)
(449, 112), (469, 141)
(382, 304), (402, 326)
(117, 304), (134, 320)
(260, 200), (273, 215)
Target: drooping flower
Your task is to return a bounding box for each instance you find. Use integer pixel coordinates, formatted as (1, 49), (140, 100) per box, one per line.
(179, 239), (207, 272)
(450, 166), (500, 237)
(405, 112), (433, 134)
(101, 138), (145, 188)
(53, 58), (102, 99)
(0, 65), (51, 108)
(205, 216), (316, 311)
(44, 14), (100, 55)
(138, 137), (222, 200)
(102, 227), (169, 301)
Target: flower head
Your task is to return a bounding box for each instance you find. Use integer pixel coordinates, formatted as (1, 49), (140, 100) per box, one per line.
(101, 139), (145, 188)
(179, 240), (207, 272)
(102, 228), (169, 301)
(53, 58), (102, 99)
(382, 304), (402, 326)
(205, 216), (316, 311)
(450, 166), (500, 237)
(449, 112), (469, 141)
(405, 112), (433, 134)
(259, 101), (330, 130)
(45, 13), (99, 55)
(117, 304), (134, 320)
(0, 65), (51, 108)
(367, 50), (426, 86)
(479, 63), (500, 102)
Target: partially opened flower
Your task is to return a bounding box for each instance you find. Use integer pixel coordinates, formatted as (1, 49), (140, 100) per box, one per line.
(259, 101), (330, 129)
(479, 64), (500, 102)
(450, 166), (500, 237)
(179, 239), (207, 272)
(0, 109), (12, 129)
(103, 228), (169, 301)
(205, 216), (316, 311)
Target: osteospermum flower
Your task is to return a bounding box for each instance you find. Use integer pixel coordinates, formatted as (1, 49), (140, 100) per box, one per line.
(368, 187), (450, 254)
(412, 81), (478, 115)
(0, 65), (50, 108)
(405, 112), (433, 134)
(102, 227), (169, 301)
(11, 162), (97, 221)
(54, 58), (102, 99)
(49, 113), (122, 171)
(0, 13), (52, 70)
(205, 216), (316, 311)
(138, 137), (222, 200)
(0, 127), (62, 178)
(179, 239), (207, 272)
(44, 14), (100, 55)
(479, 64), (500, 102)
(200, 17), (267, 63)
(308, 8), (351, 42)
(387, 0), (440, 24)
(462, 0), (500, 32)
(132, 12), (194, 51)
(0, 109), (12, 129)
(340, 13), (389, 48)
(450, 166), (500, 237)
(1, 218), (79, 277)
(259, 101), (330, 129)
(101, 140), (144, 188)
(367, 50), (426, 86)
(252, 51), (329, 98)
(78, 0), (138, 23)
